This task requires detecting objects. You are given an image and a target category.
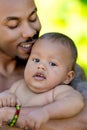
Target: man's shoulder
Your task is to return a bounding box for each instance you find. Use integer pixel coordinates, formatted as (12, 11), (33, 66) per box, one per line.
(71, 64), (86, 89)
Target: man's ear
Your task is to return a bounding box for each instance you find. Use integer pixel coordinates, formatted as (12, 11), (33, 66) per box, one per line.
(63, 71), (75, 84)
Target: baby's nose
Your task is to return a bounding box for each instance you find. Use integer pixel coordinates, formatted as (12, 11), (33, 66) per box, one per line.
(37, 64), (46, 71)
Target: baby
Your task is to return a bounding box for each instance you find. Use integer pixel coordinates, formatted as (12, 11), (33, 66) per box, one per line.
(0, 32), (84, 130)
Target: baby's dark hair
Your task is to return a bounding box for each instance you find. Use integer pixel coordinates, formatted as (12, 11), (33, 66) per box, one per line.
(39, 32), (78, 70)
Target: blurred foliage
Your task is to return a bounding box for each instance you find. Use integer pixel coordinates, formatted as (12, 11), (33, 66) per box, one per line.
(35, 0), (87, 77)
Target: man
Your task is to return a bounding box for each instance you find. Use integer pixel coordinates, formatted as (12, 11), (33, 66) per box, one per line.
(0, 0), (87, 130)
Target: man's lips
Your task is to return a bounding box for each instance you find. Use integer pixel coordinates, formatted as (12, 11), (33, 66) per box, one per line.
(18, 43), (32, 52)
(19, 38), (36, 46)
(18, 39), (36, 52)
(18, 32), (39, 50)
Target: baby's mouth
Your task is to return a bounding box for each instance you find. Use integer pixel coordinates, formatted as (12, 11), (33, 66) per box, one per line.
(33, 72), (46, 80)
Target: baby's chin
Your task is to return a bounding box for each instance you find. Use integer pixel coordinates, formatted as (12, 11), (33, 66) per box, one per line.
(29, 86), (48, 94)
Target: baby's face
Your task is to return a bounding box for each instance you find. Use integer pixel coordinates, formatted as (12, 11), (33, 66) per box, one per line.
(24, 38), (74, 93)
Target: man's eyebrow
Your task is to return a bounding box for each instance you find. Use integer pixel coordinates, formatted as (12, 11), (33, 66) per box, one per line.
(6, 17), (18, 21)
(30, 8), (37, 15)
(5, 8), (37, 21)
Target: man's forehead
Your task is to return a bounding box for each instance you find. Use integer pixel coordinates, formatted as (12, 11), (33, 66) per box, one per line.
(0, 0), (20, 10)
(0, 0), (35, 7)
(0, 0), (36, 15)
(0, 0), (17, 4)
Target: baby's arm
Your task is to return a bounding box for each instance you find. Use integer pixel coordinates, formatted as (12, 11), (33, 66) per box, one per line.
(43, 85), (84, 119)
(25, 85), (84, 130)
(0, 90), (20, 107)
(0, 81), (21, 107)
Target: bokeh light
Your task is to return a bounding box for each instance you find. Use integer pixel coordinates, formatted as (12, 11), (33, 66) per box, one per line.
(35, 0), (87, 77)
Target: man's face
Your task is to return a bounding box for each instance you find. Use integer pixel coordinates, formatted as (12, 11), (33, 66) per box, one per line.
(0, 0), (41, 59)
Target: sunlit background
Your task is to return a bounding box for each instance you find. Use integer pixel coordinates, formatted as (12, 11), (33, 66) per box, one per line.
(35, 0), (87, 77)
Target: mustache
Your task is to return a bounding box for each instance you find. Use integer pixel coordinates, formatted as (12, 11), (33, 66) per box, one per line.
(21, 32), (39, 44)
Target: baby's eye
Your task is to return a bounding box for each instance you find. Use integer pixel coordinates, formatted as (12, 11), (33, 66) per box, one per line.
(49, 62), (57, 66)
(33, 58), (40, 63)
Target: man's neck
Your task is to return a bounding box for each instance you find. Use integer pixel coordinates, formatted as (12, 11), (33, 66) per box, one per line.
(0, 52), (26, 91)
(0, 51), (28, 76)
(0, 53), (17, 77)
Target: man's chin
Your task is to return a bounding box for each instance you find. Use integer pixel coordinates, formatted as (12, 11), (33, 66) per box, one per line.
(15, 56), (28, 65)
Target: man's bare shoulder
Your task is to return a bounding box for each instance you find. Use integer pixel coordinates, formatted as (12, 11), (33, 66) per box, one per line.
(76, 81), (87, 99)
(71, 64), (87, 89)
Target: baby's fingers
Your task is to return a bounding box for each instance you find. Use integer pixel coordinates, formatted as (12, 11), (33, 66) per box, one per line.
(0, 99), (7, 107)
(16, 98), (21, 106)
(34, 122), (40, 130)
(6, 97), (15, 106)
(27, 119), (40, 130)
(28, 119), (35, 129)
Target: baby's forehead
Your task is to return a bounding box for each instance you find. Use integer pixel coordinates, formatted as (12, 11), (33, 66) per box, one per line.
(36, 38), (70, 49)
(34, 38), (72, 56)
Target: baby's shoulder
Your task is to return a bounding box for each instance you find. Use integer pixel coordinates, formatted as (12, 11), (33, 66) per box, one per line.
(53, 84), (74, 100)
(54, 84), (73, 93)
(9, 79), (25, 93)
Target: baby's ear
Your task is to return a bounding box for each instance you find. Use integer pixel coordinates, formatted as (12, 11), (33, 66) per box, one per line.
(63, 71), (75, 84)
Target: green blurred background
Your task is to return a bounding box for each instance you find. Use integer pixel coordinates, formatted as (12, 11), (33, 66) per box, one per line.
(35, 0), (87, 77)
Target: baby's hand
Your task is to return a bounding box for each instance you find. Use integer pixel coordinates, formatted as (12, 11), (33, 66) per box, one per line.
(26, 108), (49, 130)
(0, 91), (21, 107)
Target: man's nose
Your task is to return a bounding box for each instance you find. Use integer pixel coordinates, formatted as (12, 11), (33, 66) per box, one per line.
(21, 22), (36, 38)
